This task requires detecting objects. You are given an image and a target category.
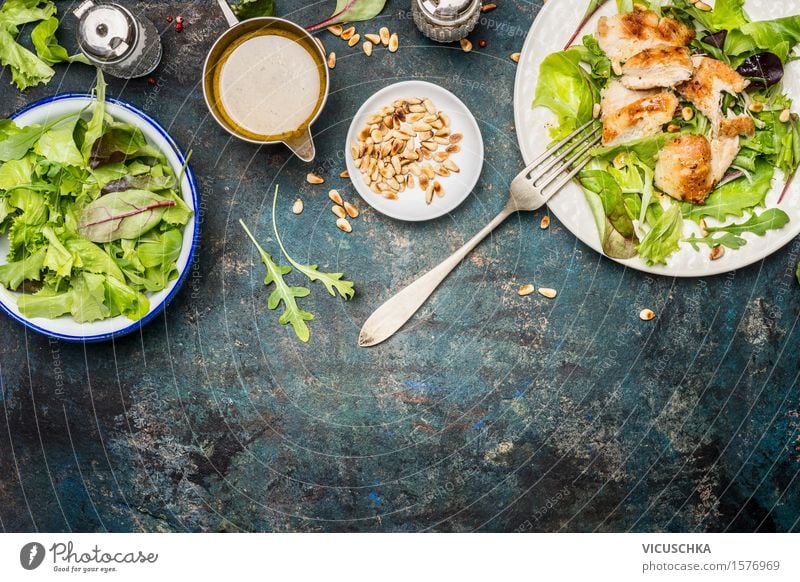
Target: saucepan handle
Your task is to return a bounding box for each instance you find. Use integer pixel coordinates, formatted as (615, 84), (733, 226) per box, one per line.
(216, 0), (240, 27)
(283, 128), (316, 163)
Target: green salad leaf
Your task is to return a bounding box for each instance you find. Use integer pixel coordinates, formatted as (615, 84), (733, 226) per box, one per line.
(231, 0), (276, 19)
(686, 208), (790, 250)
(681, 161), (775, 221)
(726, 15), (800, 64)
(0, 70), (191, 323)
(637, 205), (684, 266)
(580, 170), (639, 258)
(534, 47), (599, 139)
(0, 0), (86, 90)
(240, 219), (313, 342)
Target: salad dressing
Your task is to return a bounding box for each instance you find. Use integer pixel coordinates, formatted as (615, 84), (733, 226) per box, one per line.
(215, 30), (324, 140)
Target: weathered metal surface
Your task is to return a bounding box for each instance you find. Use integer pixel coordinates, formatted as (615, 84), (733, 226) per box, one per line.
(0, 0), (798, 533)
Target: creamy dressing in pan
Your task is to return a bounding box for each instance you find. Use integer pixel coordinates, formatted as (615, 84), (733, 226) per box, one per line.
(217, 32), (322, 138)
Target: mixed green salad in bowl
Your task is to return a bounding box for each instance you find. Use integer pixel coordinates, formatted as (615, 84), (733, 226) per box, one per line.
(531, 0), (800, 268)
(0, 72), (197, 340)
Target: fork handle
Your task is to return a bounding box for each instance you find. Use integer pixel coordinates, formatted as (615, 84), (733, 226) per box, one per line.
(358, 206), (514, 347)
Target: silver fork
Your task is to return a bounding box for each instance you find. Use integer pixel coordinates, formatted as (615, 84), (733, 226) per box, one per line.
(358, 120), (603, 347)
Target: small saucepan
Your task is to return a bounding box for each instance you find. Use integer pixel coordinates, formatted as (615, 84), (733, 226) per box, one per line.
(203, 1), (329, 162)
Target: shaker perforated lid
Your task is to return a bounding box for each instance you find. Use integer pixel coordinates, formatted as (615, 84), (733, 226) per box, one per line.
(417, 0), (480, 26)
(74, 0), (136, 62)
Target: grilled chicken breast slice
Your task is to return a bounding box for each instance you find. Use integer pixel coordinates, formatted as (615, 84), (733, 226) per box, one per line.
(655, 134), (714, 204)
(710, 115), (756, 183)
(621, 46), (694, 90)
(677, 56), (749, 131)
(596, 9), (695, 66)
(601, 89), (679, 146)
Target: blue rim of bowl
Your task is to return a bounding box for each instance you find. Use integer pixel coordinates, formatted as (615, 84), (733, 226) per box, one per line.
(2, 93), (200, 343)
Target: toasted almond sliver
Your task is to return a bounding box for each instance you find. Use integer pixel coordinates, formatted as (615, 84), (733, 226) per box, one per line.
(327, 52), (336, 69)
(328, 189), (344, 206)
(540, 215), (550, 229)
(639, 309), (656, 321)
(538, 288), (557, 299)
(517, 284), (535, 297)
(344, 201), (359, 219)
(710, 246), (725, 261)
(365, 33), (381, 44)
(292, 198), (304, 215)
(433, 181), (444, 197)
(460, 38), (473, 52)
(341, 26), (355, 40)
(328, 25), (343, 37)
(363, 41), (373, 56)
(510, 52), (521, 63)
(379, 27), (390, 46)
(332, 205), (346, 219)
(388, 33), (399, 53)
(348, 33), (361, 47)
(340, 170), (350, 179)
(450, 133), (463, 143)
(336, 218), (353, 233)
(425, 183), (434, 205)
(306, 172), (324, 185)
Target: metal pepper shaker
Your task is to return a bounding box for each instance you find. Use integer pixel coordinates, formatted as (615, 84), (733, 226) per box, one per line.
(73, 0), (162, 79)
(412, 0), (482, 43)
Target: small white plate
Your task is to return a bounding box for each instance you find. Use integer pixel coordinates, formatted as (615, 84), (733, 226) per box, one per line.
(514, 0), (800, 277)
(0, 94), (199, 342)
(345, 81), (484, 222)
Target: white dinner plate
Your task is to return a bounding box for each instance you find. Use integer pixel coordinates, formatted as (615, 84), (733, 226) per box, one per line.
(514, 0), (800, 277)
(346, 80), (484, 222)
(0, 94), (200, 342)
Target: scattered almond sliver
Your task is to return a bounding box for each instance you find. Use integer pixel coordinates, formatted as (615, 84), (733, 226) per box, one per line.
(538, 288), (557, 299)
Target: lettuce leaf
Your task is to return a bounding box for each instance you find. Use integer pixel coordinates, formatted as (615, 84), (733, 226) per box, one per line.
(637, 204), (683, 266)
(726, 15), (800, 63)
(579, 170), (639, 259)
(533, 47), (599, 140)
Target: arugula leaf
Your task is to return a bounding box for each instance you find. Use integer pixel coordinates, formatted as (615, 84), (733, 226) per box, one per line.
(796, 262), (800, 285)
(270, 186), (354, 299)
(685, 232), (747, 250)
(231, 0), (276, 19)
(240, 220), (313, 342)
(682, 160), (775, 221)
(685, 209), (789, 251)
(706, 208), (790, 236)
(637, 204), (684, 266)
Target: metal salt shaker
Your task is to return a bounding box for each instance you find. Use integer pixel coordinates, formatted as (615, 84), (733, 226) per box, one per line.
(73, 1), (162, 79)
(412, 0), (482, 43)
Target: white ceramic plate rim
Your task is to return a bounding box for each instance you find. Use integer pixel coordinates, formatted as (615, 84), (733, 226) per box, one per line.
(0, 94), (200, 342)
(345, 80), (484, 222)
(514, 0), (800, 277)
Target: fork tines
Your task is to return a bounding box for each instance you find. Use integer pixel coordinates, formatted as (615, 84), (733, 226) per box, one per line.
(528, 120), (602, 196)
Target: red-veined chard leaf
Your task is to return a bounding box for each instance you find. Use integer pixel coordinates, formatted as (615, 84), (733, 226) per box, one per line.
(78, 189), (176, 243)
(307, 0), (387, 32)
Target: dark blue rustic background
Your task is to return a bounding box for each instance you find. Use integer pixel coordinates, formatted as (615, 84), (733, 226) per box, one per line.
(0, 0), (798, 532)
